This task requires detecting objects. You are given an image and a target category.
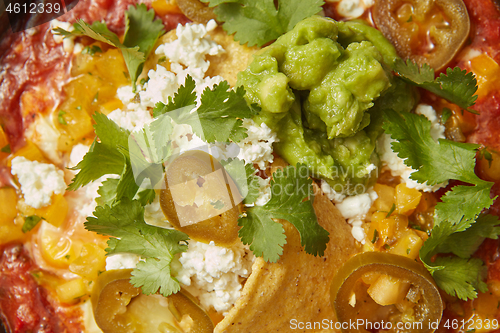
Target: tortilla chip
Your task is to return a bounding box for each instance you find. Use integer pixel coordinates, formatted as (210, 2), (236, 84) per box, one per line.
(215, 157), (359, 332)
(139, 27), (257, 87)
(205, 28), (258, 87)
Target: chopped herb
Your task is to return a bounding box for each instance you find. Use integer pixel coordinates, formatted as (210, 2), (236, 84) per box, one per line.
(93, 92), (99, 103)
(76, 105), (82, 110)
(386, 203), (396, 218)
(65, 255), (71, 260)
(210, 200), (225, 210)
(384, 244), (390, 250)
(1, 144), (11, 154)
(441, 107), (452, 124)
(58, 110), (68, 125)
(371, 229), (379, 244)
(158, 56), (166, 62)
(407, 15), (413, 22)
(406, 248), (411, 255)
(82, 45), (102, 56)
(22, 215), (43, 233)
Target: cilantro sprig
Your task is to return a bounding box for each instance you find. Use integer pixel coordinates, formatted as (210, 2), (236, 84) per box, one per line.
(54, 4), (164, 91)
(153, 75), (260, 143)
(85, 198), (189, 297)
(392, 59), (478, 112)
(383, 109), (497, 300)
(201, 0), (324, 47)
(238, 164), (330, 262)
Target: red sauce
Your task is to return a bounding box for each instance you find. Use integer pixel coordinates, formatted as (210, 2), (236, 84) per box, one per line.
(0, 243), (83, 333)
(0, 0), (188, 152)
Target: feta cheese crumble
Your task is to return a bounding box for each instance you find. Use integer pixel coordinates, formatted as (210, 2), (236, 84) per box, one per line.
(377, 104), (448, 192)
(175, 240), (253, 313)
(105, 253), (141, 270)
(236, 119), (278, 170)
(335, 189), (378, 243)
(11, 156), (66, 209)
(327, 0), (374, 19)
(50, 20), (76, 53)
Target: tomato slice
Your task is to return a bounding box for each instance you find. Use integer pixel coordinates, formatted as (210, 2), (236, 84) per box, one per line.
(372, 0), (470, 70)
(330, 252), (443, 333)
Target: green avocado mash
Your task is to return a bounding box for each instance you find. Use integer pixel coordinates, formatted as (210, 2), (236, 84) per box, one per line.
(237, 16), (418, 194)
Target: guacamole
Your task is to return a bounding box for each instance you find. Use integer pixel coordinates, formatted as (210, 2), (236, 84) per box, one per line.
(237, 16), (417, 194)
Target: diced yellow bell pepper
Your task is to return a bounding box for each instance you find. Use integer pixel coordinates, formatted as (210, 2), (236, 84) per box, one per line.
(388, 230), (423, 260)
(0, 187), (18, 225)
(395, 183), (422, 215)
(8, 140), (47, 165)
(56, 278), (87, 304)
(373, 183), (395, 213)
(36, 194), (68, 228)
(39, 222), (82, 269)
(69, 243), (107, 280)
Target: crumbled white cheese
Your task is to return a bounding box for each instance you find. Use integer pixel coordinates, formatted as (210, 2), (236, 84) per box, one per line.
(156, 20), (224, 74)
(107, 108), (153, 132)
(144, 194), (172, 228)
(236, 119), (278, 170)
(254, 176), (272, 207)
(320, 179), (346, 203)
(335, 189), (378, 244)
(415, 104), (446, 141)
(328, 0), (373, 19)
(11, 157), (66, 209)
(25, 115), (61, 163)
(377, 104), (448, 192)
(105, 253), (140, 270)
(68, 144), (90, 169)
(50, 19), (75, 53)
(336, 191), (374, 220)
(176, 240), (253, 313)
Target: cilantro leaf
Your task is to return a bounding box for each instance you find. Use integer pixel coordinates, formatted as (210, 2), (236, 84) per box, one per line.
(85, 199), (189, 297)
(153, 76), (197, 117)
(152, 75), (259, 143)
(435, 182), (494, 230)
(136, 189), (156, 206)
(54, 4), (164, 90)
(220, 158), (261, 205)
(238, 164), (329, 262)
(238, 208), (287, 262)
(68, 143), (126, 191)
(392, 59), (478, 111)
(203, 0), (324, 47)
(383, 108), (496, 300)
(431, 256), (488, 300)
(435, 214), (500, 259)
(382, 109), (481, 185)
(195, 83), (260, 143)
(96, 178), (120, 206)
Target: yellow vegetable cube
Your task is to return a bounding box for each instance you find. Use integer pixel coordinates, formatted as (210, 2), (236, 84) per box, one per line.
(389, 230), (423, 260)
(36, 194), (68, 228)
(367, 274), (410, 306)
(395, 183), (422, 215)
(373, 183), (395, 213)
(39, 222), (82, 268)
(69, 243), (107, 280)
(0, 187), (18, 225)
(8, 140), (47, 165)
(56, 278), (87, 304)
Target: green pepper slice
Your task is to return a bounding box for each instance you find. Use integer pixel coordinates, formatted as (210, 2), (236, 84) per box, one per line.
(330, 252), (443, 333)
(91, 269), (214, 333)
